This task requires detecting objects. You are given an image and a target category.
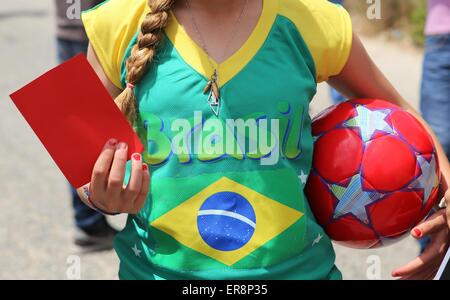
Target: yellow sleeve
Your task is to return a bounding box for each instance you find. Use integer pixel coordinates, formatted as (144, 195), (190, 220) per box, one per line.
(81, 0), (149, 88)
(280, 0), (353, 83)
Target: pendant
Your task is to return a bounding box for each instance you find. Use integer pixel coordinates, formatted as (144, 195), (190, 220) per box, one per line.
(207, 88), (220, 117)
(204, 70), (221, 117)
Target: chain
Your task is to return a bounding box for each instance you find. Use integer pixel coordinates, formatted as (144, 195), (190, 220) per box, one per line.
(184, 0), (249, 76)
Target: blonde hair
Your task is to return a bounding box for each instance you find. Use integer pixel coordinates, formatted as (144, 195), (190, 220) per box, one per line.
(114, 0), (174, 126)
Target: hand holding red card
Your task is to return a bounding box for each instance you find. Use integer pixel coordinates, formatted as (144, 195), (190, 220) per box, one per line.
(10, 54), (144, 188)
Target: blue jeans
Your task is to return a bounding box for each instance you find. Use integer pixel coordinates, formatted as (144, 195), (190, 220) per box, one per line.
(420, 34), (450, 159)
(57, 38), (105, 230)
(419, 35), (450, 252)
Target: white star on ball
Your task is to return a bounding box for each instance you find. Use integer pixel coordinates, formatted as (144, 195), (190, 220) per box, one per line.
(409, 155), (439, 205)
(331, 174), (385, 224)
(344, 105), (395, 143)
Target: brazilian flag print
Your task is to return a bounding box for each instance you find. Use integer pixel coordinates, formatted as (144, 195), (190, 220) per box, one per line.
(148, 168), (308, 271)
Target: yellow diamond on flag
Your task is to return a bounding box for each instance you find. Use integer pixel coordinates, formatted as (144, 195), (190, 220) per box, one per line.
(151, 177), (303, 266)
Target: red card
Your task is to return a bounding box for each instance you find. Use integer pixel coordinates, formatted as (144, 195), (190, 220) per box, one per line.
(10, 54), (144, 188)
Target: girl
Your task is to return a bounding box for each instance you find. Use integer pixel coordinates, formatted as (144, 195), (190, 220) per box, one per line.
(78, 0), (450, 279)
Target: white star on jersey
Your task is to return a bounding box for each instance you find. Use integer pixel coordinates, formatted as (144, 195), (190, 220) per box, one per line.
(131, 244), (142, 257)
(299, 170), (308, 185)
(312, 233), (323, 246)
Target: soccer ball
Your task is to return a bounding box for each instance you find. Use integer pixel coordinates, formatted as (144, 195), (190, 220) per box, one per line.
(305, 99), (440, 248)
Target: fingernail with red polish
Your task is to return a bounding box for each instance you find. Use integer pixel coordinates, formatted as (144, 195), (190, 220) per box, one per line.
(392, 272), (399, 277)
(108, 138), (118, 147)
(413, 228), (422, 238)
(142, 164), (148, 171)
(133, 153), (141, 161)
(117, 142), (127, 149)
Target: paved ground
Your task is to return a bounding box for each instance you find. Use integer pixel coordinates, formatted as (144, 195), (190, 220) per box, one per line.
(0, 0), (424, 279)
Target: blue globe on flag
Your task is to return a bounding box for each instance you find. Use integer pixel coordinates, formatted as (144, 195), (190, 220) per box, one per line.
(197, 191), (256, 251)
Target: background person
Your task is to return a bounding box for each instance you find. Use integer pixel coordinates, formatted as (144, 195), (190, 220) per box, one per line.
(418, 0), (450, 252)
(421, 0), (450, 160)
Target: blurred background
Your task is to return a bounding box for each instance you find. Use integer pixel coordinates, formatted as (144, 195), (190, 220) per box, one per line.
(346, 0), (428, 45)
(0, 0), (440, 279)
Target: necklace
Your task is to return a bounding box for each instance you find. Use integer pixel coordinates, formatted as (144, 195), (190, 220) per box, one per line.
(184, 0), (249, 116)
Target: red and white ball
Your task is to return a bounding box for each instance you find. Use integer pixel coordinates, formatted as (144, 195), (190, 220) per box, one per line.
(305, 99), (440, 248)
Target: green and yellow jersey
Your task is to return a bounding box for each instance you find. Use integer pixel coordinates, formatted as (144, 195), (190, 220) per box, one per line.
(82, 0), (352, 280)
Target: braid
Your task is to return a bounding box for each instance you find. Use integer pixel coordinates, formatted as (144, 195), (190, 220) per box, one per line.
(114, 0), (174, 126)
